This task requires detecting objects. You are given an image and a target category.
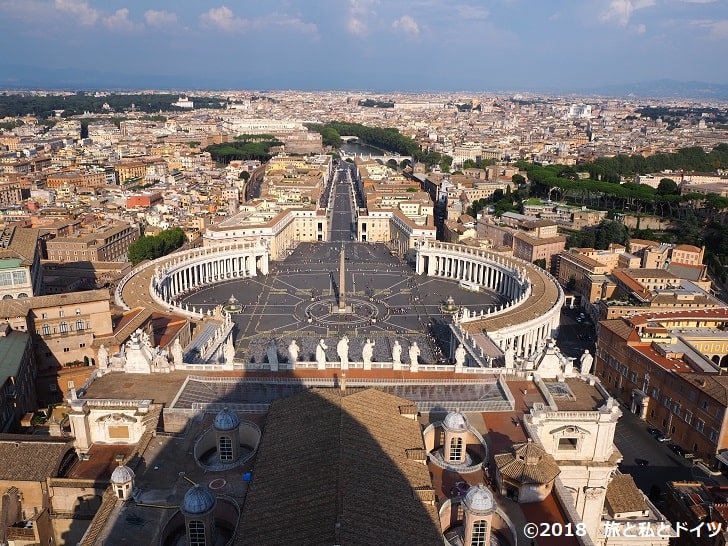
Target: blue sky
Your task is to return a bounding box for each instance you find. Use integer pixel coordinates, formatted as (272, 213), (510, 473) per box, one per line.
(0, 0), (727, 91)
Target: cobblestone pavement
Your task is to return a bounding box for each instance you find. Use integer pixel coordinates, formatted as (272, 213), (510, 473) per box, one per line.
(180, 242), (503, 364)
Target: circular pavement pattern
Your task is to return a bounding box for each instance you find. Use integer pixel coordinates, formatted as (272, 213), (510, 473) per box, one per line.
(179, 242), (502, 365)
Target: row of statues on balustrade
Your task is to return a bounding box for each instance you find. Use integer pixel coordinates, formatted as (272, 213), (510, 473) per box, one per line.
(264, 335), (428, 368)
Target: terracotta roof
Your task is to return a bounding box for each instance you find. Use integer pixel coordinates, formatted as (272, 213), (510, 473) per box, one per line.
(462, 251), (561, 333)
(0, 435), (75, 481)
(605, 474), (648, 515)
(0, 226), (39, 266)
(680, 373), (728, 406)
(599, 318), (639, 342)
(0, 289), (110, 320)
(236, 388), (442, 546)
(494, 441), (560, 484)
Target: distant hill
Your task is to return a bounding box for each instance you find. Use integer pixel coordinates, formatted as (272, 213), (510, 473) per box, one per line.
(0, 63), (205, 91)
(0, 65), (726, 100)
(582, 79), (728, 100)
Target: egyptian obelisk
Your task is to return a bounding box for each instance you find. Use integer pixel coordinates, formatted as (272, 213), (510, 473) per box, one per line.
(338, 244), (346, 311)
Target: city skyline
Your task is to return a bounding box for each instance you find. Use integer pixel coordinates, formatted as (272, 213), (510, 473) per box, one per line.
(0, 0), (727, 92)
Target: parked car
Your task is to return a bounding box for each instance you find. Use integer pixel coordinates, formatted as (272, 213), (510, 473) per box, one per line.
(636, 458), (649, 467)
(668, 444), (685, 456)
(647, 427), (660, 437)
(656, 433), (672, 443)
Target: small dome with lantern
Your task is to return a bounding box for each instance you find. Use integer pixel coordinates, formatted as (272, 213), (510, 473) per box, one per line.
(443, 410), (468, 431)
(110, 464), (135, 484)
(181, 484), (217, 515)
(463, 484), (495, 515)
(213, 407), (240, 432)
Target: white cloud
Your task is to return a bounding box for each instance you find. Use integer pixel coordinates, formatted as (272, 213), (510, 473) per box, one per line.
(455, 5), (489, 20)
(392, 15), (419, 37)
(200, 5), (248, 32)
(599, 0), (655, 28)
(691, 19), (728, 39)
(549, 11), (562, 21)
(144, 9), (178, 27)
(347, 17), (366, 35)
(199, 7), (318, 37)
(264, 15), (318, 36)
(346, 0), (379, 36)
(350, 0), (379, 17)
(103, 8), (140, 31)
(54, 0), (99, 26)
(682, 0), (717, 3)
(631, 23), (646, 33)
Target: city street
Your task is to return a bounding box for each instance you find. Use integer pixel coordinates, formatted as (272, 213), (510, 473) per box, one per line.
(614, 405), (725, 499)
(179, 167), (503, 364)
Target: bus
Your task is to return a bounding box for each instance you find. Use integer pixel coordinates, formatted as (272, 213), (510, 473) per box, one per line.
(459, 280), (480, 292)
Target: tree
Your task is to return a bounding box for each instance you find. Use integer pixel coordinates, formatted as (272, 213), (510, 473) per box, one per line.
(127, 227), (187, 265)
(656, 178), (679, 196)
(239, 171), (250, 181)
(594, 220), (629, 250)
(533, 259), (547, 270)
(512, 174), (525, 184)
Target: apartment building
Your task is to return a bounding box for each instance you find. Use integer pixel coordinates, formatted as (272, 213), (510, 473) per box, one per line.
(127, 192), (163, 209)
(642, 243), (704, 269)
(595, 311), (728, 464)
(46, 169), (107, 189)
(512, 231), (566, 270)
(0, 327), (37, 432)
(0, 226), (42, 299)
(0, 183), (23, 206)
(0, 289), (113, 369)
(45, 222), (140, 263)
(113, 159), (147, 184)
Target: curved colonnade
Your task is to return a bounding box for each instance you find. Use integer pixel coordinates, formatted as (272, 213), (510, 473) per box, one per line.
(416, 242), (564, 359)
(117, 240), (563, 367)
(115, 242), (269, 320)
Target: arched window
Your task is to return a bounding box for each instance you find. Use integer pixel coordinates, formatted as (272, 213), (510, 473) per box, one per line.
(219, 435), (233, 462)
(59, 322), (68, 334)
(2, 294), (12, 300)
(450, 437), (463, 462)
(42, 324), (50, 335)
(76, 320), (84, 331)
(188, 520), (205, 546)
(470, 521), (488, 546)
(17, 293), (28, 298)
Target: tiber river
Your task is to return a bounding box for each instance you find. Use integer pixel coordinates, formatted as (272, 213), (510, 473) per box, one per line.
(340, 141), (388, 156)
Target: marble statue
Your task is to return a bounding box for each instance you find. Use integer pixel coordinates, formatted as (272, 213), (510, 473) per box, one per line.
(454, 343), (466, 367)
(579, 349), (594, 375)
(337, 335), (349, 368)
(409, 341), (421, 367)
(504, 343), (515, 369)
(362, 338), (375, 368)
(224, 336), (236, 366)
(97, 344), (109, 369)
(288, 339), (299, 363)
(266, 340), (279, 366)
(391, 340), (402, 365)
(171, 338), (184, 367)
(316, 339), (328, 368)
